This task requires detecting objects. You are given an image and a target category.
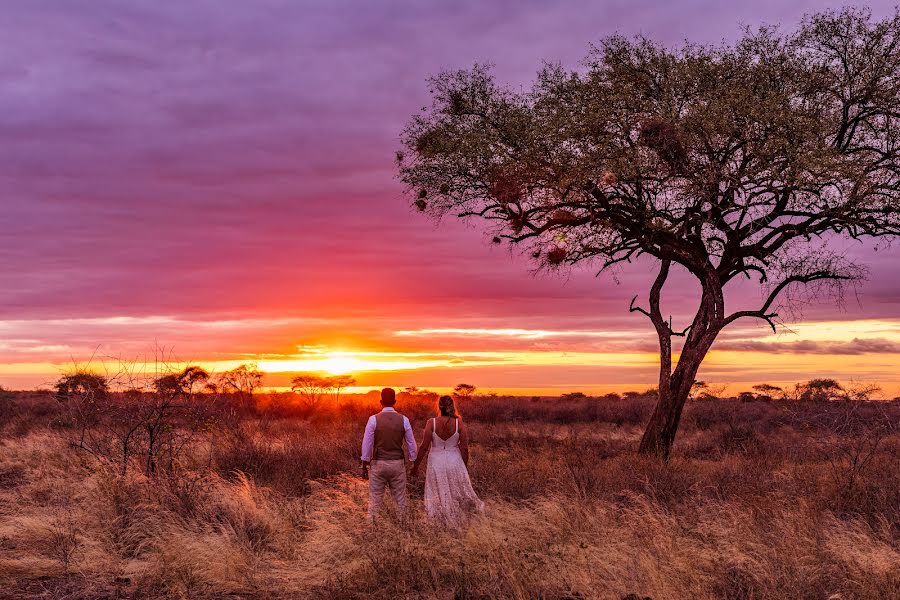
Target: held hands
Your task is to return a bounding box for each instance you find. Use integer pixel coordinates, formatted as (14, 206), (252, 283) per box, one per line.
(409, 464), (419, 479)
(361, 464), (369, 480)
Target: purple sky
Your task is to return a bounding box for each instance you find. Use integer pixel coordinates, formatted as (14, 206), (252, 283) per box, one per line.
(3, 1), (900, 392)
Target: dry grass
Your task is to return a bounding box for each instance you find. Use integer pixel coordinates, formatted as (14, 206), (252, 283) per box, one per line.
(0, 392), (898, 599)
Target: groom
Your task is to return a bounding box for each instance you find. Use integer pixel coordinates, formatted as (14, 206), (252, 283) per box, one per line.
(360, 387), (418, 522)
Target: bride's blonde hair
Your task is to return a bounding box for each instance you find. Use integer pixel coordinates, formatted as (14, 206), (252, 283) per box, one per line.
(438, 395), (457, 417)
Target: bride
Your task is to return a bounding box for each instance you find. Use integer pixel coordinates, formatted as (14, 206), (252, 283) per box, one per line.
(410, 395), (484, 523)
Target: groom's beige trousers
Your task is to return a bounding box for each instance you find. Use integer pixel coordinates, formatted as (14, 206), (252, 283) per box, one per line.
(368, 459), (408, 520)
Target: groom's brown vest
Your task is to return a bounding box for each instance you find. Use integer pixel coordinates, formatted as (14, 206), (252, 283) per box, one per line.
(373, 411), (405, 460)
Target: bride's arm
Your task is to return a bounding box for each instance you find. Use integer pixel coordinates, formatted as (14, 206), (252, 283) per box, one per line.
(410, 419), (432, 476)
(458, 418), (470, 467)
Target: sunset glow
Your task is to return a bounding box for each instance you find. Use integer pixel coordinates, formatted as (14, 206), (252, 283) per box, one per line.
(257, 351), (451, 375)
(3, 1), (900, 397)
(5, 5), (900, 599)
(5, 316), (900, 396)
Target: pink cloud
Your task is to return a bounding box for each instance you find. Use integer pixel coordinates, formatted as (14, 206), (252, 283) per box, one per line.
(2, 1), (900, 391)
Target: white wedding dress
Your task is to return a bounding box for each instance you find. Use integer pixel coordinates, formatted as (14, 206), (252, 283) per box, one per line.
(425, 417), (484, 524)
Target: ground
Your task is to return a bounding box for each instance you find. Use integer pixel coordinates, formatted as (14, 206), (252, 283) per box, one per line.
(0, 392), (898, 599)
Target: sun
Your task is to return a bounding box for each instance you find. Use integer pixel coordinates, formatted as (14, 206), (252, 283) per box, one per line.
(255, 347), (454, 375)
(317, 355), (366, 375)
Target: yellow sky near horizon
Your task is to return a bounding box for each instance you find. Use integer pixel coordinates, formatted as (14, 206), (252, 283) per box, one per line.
(3, 317), (900, 397)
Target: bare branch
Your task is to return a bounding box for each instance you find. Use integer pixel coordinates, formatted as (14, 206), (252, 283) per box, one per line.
(629, 295), (652, 320)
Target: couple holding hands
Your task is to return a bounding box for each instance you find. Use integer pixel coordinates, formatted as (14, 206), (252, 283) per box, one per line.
(361, 388), (484, 524)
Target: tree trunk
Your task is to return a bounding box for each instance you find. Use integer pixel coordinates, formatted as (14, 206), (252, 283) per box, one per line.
(638, 367), (696, 460)
(638, 267), (723, 460)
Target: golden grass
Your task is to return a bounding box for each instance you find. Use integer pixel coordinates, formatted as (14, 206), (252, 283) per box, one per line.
(0, 396), (898, 599)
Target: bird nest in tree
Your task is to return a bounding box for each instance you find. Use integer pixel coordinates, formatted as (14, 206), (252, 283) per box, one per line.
(489, 169), (524, 204)
(549, 209), (577, 224)
(638, 117), (687, 168)
(546, 246), (568, 265)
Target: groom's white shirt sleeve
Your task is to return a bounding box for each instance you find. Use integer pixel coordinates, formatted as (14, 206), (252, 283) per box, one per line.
(360, 408), (418, 461)
(404, 415), (418, 461)
(361, 415), (377, 462)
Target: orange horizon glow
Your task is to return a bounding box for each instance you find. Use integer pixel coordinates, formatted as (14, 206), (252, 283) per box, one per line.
(4, 317), (900, 398)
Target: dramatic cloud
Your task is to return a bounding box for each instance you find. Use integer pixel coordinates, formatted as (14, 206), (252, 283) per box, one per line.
(714, 338), (900, 355)
(2, 1), (900, 391)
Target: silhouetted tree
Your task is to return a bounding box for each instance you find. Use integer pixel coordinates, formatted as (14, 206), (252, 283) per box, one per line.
(54, 370), (109, 452)
(291, 373), (357, 410)
(328, 374), (356, 404)
(56, 362), (215, 476)
(54, 371), (109, 402)
(218, 364), (263, 407)
(453, 383), (477, 400)
(843, 381), (881, 402)
(141, 366), (212, 474)
(690, 381), (709, 401)
(752, 383), (784, 401)
(797, 378), (847, 402)
(153, 365), (210, 397)
(737, 391), (757, 403)
(399, 8), (900, 459)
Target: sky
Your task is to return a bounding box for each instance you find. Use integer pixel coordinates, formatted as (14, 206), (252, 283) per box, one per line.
(3, 0), (900, 395)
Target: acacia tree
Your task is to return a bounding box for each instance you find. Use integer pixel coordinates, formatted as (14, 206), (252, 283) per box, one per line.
(752, 383), (784, 401)
(217, 363), (264, 409)
(398, 8), (900, 459)
(56, 363), (215, 476)
(453, 383), (477, 400)
(291, 373), (357, 410)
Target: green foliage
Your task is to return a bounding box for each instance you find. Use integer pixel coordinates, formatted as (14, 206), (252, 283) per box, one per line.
(399, 7), (900, 457)
(400, 9), (900, 286)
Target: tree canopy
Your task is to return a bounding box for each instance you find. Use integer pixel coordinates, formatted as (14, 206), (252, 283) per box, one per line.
(398, 8), (900, 458)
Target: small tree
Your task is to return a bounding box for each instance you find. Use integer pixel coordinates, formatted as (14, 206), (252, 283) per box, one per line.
(690, 381), (709, 401)
(291, 373), (357, 410)
(811, 398), (894, 503)
(56, 361), (216, 476)
(54, 371), (109, 400)
(55, 370), (110, 453)
(328, 374), (356, 404)
(844, 381), (881, 402)
(693, 381), (726, 401)
(398, 387), (439, 404)
(798, 378), (846, 402)
(453, 383), (477, 400)
(154, 366), (210, 396)
(737, 391), (757, 403)
(291, 373), (329, 409)
(399, 8), (900, 459)
(139, 366), (212, 474)
(218, 364), (263, 408)
(752, 383), (784, 401)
